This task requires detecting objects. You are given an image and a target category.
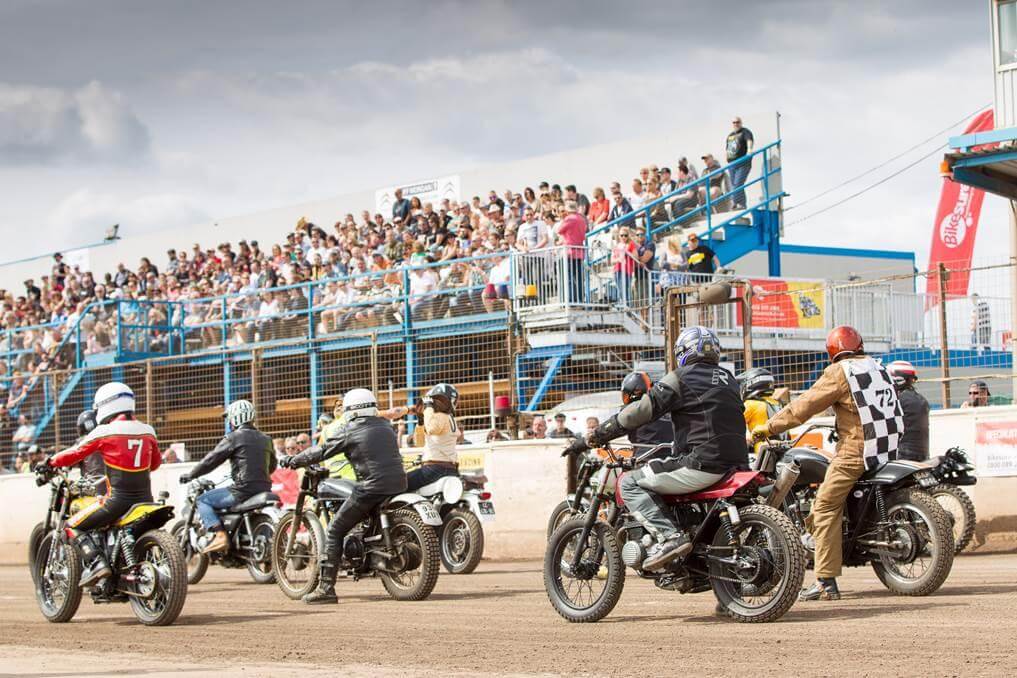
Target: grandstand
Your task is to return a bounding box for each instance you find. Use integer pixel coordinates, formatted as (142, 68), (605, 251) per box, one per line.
(1, 116), (968, 466)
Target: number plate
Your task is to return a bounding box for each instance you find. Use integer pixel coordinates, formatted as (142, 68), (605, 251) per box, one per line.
(478, 501), (496, 515)
(416, 502), (442, 525)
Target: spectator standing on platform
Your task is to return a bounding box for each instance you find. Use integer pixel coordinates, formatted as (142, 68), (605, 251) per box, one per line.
(548, 412), (576, 439)
(555, 201), (588, 304)
(588, 187), (610, 225)
(633, 231), (657, 310)
(528, 415), (548, 439)
(611, 227), (638, 306)
(392, 188), (410, 224)
(971, 293), (991, 352)
(726, 116), (754, 209)
(685, 233), (720, 279)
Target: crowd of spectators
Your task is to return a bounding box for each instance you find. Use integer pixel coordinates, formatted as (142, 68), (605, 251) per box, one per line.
(0, 119), (755, 468)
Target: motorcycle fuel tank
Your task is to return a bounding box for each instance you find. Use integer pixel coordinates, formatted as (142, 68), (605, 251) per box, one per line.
(783, 447), (829, 486)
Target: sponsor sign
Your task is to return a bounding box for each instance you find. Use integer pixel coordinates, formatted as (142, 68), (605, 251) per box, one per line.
(375, 175), (461, 215)
(974, 420), (1017, 477)
(738, 279), (825, 329)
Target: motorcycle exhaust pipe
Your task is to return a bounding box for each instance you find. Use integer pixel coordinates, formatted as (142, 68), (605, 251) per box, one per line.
(766, 461), (801, 509)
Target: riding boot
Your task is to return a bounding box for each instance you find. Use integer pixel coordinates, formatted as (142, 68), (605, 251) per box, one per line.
(303, 562), (338, 605)
(800, 577), (841, 601)
(202, 529), (229, 554)
(642, 532), (692, 571)
(74, 533), (111, 588)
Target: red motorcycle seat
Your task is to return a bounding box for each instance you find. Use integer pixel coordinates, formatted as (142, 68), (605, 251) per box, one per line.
(662, 471), (762, 503)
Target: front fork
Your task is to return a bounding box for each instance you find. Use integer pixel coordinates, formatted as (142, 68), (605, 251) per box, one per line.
(567, 464), (614, 572)
(283, 491), (308, 558)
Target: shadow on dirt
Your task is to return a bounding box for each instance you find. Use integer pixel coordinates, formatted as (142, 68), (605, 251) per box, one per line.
(604, 599), (963, 625)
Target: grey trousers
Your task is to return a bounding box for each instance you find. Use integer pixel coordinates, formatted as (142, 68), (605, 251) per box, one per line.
(620, 464), (725, 542)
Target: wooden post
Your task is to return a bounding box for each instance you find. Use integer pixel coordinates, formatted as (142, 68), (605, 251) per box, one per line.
(741, 282), (754, 370)
(938, 263), (952, 408)
(145, 361), (154, 423)
(51, 373), (61, 450)
(251, 348), (261, 413)
(370, 333), (379, 396)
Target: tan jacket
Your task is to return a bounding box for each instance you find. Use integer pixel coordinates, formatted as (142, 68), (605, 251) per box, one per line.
(765, 358), (865, 460)
(419, 407), (458, 464)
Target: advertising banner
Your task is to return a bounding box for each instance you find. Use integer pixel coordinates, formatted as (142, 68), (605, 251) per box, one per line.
(375, 175), (461, 215)
(974, 420), (1017, 477)
(738, 279), (825, 329)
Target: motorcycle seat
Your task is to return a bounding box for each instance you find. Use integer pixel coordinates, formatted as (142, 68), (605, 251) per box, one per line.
(859, 459), (929, 485)
(417, 476), (464, 502)
(662, 471), (763, 503)
(318, 478), (354, 501)
(221, 492), (281, 514)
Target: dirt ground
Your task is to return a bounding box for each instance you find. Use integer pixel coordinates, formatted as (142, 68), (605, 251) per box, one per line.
(2, 555), (1016, 677)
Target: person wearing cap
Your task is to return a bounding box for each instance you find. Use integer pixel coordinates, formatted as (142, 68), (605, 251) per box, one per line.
(725, 116), (754, 209)
(960, 380), (1008, 407)
(548, 412), (576, 439)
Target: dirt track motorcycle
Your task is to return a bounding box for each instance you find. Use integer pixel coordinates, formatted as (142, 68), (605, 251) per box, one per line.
(171, 478), (283, 585)
(927, 447), (977, 554)
(756, 425), (955, 596)
(29, 474), (106, 583)
(413, 465), (495, 574)
(544, 445), (805, 623)
(31, 465), (188, 626)
(271, 464), (442, 601)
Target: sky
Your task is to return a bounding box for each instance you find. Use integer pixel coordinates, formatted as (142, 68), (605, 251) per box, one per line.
(0, 0), (1005, 271)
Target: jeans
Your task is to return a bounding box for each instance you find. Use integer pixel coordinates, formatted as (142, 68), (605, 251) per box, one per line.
(195, 487), (238, 531)
(566, 257), (585, 304)
(406, 464), (457, 493)
(728, 157), (752, 209)
(620, 461), (724, 542)
(614, 271), (632, 306)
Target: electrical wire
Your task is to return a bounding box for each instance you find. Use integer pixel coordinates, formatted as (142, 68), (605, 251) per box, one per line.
(785, 102), (990, 213)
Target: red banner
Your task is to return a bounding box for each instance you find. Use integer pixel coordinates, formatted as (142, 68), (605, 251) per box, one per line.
(925, 109), (994, 304)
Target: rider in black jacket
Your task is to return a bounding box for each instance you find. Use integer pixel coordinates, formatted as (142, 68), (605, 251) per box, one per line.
(180, 399), (276, 554)
(280, 388), (407, 605)
(567, 326), (747, 571)
(620, 372), (676, 454)
(887, 361), (930, 461)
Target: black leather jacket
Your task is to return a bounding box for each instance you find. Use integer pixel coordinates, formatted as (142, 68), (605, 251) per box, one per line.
(596, 362), (748, 474)
(190, 424), (277, 498)
(897, 387), (930, 461)
(292, 415), (407, 495)
(627, 414), (675, 449)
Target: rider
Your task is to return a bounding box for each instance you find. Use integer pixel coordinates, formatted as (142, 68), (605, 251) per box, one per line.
(567, 326), (748, 571)
(280, 388), (407, 604)
(737, 367), (788, 457)
(320, 396), (410, 480)
(620, 372), (675, 454)
(42, 382), (161, 586)
(178, 399), (276, 554)
(406, 383), (460, 492)
(887, 360), (929, 462)
(752, 325), (903, 602)
(75, 408), (107, 481)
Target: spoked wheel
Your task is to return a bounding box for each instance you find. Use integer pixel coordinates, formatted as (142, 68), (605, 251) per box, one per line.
(546, 500), (587, 540)
(440, 508), (484, 574)
(246, 515), (277, 584)
(380, 510), (440, 601)
(28, 522), (46, 585)
(34, 532), (82, 623)
(128, 530), (188, 626)
(871, 489), (954, 596)
(271, 510), (324, 600)
(543, 517), (624, 623)
(930, 484), (976, 554)
(709, 505), (805, 623)
(170, 521), (209, 585)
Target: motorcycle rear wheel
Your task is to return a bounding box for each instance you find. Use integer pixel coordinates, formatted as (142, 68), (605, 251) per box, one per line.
(709, 505), (806, 623)
(543, 517), (624, 623)
(170, 521), (209, 585)
(930, 484), (976, 554)
(871, 488), (955, 596)
(380, 509), (440, 601)
(440, 508), (484, 574)
(246, 515), (277, 584)
(128, 530), (188, 626)
(34, 532), (82, 623)
(271, 510), (324, 600)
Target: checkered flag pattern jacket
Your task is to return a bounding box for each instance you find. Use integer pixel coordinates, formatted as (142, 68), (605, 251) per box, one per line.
(840, 356), (904, 471)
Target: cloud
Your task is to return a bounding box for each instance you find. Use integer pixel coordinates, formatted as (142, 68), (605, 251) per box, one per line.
(47, 188), (208, 241)
(0, 80), (150, 164)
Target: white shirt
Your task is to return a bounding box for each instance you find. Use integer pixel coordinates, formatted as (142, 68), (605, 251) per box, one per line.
(517, 219), (550, 250)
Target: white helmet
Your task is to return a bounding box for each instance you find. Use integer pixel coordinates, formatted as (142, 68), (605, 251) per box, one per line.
(342, 388), (378, 418)
(94, 382), (135, 424)
(224, 399), (256, 429)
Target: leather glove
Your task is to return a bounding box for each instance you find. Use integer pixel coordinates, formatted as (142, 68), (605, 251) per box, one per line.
(279, 454), (295, 469)
(178, 472), (191, 484)
(562, 437), (590, 458)
(33, 458), (52, 474)
(750, 424), (770, 443)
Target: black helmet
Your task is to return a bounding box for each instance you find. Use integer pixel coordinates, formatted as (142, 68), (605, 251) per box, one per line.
(426, 383), (459, 414)
(621, 372), (652, 405)
(737, 367), (775, 400)
(76, 408), (97, 437)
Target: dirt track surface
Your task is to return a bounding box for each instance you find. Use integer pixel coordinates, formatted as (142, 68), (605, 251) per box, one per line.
(2, 555), (1016, 677)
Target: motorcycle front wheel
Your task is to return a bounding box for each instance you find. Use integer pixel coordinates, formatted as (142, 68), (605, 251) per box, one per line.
(246, 514), (277, 584)
(440, 508), (484, 574)
(170, 521), (209, 585)
(543, 517), (624, 623)
(28, 521), (46, 584)
(34, 532), (82, 623)
(380, 509), (441, 601)
(930, 484), (976, 554)
(128, 530), (188, 626)
(871, 488), (955, 596)
(708, 504), (806, 623)
(271, 510), (324, 600)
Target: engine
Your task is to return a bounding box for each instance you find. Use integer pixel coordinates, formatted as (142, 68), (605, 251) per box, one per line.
(621, 540), (646, 569)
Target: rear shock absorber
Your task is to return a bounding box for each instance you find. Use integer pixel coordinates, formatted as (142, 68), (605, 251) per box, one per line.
(874, 487), (889, 524)
(120, 532), (138, 569)
(718, 506), (737, 547)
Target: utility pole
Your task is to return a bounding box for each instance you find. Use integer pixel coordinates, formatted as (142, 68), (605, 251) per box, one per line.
(938, 263), (952, 408)
(1010, 201), (1017, 401)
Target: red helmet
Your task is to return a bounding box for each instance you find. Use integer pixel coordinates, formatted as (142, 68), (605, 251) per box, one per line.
(887, 360), (918, 386)
(826, 325), (863, 362)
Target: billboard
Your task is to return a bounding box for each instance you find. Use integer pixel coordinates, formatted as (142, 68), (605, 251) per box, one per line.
(974, 420), (1017, 477)
(375, 175), (461, 215)
(738, 278), (825, 329)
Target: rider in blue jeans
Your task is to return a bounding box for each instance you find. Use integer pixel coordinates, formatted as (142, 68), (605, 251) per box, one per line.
(179, 399), (276, 553)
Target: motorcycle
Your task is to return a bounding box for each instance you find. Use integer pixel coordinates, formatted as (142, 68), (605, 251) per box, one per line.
(171, 478), (283, 585)
(271, 464), (442, 601)
(756, 425), (955, 596)
(31, 465), (188, 626)
(29, 474), (105, 583)
(415, 470), (495, 574)
(544, 445), (805, 623)
(927, 447), (977, 554)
